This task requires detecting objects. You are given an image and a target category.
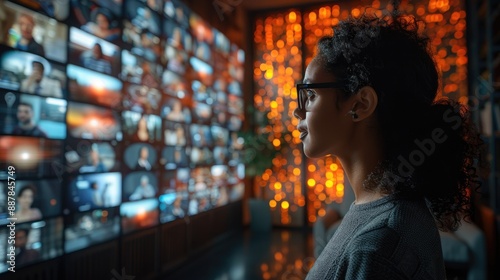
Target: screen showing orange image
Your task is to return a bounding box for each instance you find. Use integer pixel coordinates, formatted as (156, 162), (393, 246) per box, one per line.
(67, 64), (123, 108)
(120, 198), (159, 234)
(0, 136), (63, 178)
(67, 102), (122, 141)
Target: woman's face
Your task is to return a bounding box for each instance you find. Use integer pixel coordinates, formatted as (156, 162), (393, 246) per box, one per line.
(294, 58), (353, 158)
(19, 189), (34, 209)
(138, 117), (147, 130)
(92, 45), (103, 58)
(140, 147), (149, 159)
(96, 14), (110, 30)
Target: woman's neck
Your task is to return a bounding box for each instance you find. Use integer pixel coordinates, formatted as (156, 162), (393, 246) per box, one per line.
(339, 132), (385, 205)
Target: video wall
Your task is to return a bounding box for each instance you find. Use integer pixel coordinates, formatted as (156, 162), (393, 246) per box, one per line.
(0, 0), (245, 273)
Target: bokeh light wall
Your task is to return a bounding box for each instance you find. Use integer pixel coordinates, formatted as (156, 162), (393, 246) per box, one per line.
(253, 0), (468, 226)
(253, 10), (306, 226)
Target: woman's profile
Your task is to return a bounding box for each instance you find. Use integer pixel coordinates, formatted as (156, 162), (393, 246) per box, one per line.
(295, 12), (481, 280)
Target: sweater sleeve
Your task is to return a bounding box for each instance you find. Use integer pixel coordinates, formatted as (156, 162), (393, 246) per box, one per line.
(345, 249), (410, 280)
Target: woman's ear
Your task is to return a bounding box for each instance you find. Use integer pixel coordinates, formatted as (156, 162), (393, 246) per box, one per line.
(350, 86), (378, 122)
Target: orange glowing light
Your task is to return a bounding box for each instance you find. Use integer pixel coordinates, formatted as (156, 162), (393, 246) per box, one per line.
(282, 201), (290, 209)
(275, 252), (284, 261)
(307, 179), (316, 187)
(274, 182), (282, 190)
(273, 139), (281, 147)
(325, 180), (334, 188)
(351, 8), (360, 17)
(330, 163), (338, 171)
(136, 208), (146, 220)
(309, 12), (317, 22)
(269, 200), (277, 208)
(90, 118), (100, 127)
(308, 164), (316, 172)
(288, 12), (297, 23)
(332, 5), (340, 17)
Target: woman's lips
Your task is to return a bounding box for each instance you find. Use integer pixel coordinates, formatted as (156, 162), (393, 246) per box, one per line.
(299, 131), (308, 140)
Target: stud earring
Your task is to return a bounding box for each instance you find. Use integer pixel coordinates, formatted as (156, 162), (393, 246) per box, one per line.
(348, 110), (358, 119)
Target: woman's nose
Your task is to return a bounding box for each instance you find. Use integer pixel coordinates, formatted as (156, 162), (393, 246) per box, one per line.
(293, 106), (305, 120)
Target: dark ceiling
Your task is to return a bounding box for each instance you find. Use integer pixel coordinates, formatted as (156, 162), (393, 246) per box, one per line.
(242, 0), (330, 11)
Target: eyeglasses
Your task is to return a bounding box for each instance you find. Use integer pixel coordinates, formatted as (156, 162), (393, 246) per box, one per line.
(296, 82), (344, 110)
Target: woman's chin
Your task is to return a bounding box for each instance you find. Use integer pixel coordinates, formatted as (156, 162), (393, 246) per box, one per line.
(303, 145), (327, 159)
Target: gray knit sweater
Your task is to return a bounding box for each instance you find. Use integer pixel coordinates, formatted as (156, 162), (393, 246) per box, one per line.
(306, 195), (446, 279)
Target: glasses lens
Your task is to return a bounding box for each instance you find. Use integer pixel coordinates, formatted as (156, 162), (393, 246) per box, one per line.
(298, 87), (305, 109)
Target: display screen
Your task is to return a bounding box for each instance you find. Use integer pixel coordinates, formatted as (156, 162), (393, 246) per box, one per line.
(0, 47), (66, 97)
(159, 191), (188, 223)
(69, 27), (120, 76)
(123, 143), (157, 171)
(70, 0), (121, 43)
(67, 64), (123, 108)
(0, 1), (68, 62)
(67, 102), (122, 141)
(0, 136), (63, 178)
(122, 111), (162, 143)
(0, 0), (245, 271)
(120, 198), (159, 234)
(67, 172), (122, 212)
(0, 91), (67, 139)
(0, 179), (61, 225)
(11, 0), (70, 21)
(122, 171), (159, 202)
(0, 218), (63, 273)
(64, 207), (120, 253)
(64, 138), (120, 174)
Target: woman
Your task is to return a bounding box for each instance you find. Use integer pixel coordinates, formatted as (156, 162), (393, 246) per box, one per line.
(82, 43), (112, 74)
(135, 146), (152, 171)
(79, 149), (106, 173)
(295, 14), (481, 279)
(134, 115), (150, 142)
(15, 185), (42, 223)
(82, 8), (120, 41)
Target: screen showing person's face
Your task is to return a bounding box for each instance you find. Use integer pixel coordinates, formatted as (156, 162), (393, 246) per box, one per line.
(17, 105), (32, 124)
(138, 117), (147, 131)
(96, 13), (110, 30)
(141, 176), (149, 186)
(15, 230), (28, 248)
(92, 44), (103, 58)
(31, 63), (44, 82)
(140, 147), (148, 159)
(18, 15), (34, 40)
(18, 188), (34, 210)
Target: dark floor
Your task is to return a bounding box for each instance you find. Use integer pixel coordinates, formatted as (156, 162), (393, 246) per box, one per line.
(165, 229), (314, 280)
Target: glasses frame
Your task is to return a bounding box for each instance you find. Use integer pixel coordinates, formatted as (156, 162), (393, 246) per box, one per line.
(296, 82), (344, 110)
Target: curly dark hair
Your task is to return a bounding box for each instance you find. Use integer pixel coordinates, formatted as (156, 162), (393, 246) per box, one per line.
(316, 15), (482, 231)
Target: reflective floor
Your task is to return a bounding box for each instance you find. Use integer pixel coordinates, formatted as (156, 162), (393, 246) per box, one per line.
(166, 229), (314, 280)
